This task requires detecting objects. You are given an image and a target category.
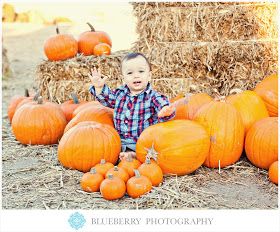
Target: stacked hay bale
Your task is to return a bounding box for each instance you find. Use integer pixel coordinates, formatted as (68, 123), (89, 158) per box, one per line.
(132, 2), (278, 97)
(36, 51), (129, 103)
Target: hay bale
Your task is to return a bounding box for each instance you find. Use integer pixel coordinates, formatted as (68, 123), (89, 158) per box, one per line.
(132, 2), (277, 42)
(15, 12), (29, 23)
(35, 51), (129, 103)
(2, 3), (15, 22)
(132, 2), (278, 97)
(2, 47), (12, 79)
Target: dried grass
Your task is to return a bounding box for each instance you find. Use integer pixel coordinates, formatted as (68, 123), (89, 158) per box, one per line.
(2, 118), (278, 209)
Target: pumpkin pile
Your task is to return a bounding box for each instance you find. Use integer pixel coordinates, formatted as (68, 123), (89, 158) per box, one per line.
(43, 23), (112, 61)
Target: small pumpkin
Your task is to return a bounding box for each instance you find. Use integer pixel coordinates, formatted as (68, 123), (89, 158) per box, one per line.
(268, 161), (278, 185)
(173, 93), (213, 120)
(193, 100), (245, 168)
(138, 158), (163, 186)
(136, 120), (210, 175)
(100, 174), (126, 200)
(94, 159), (114, 177)
(126, 170), (152, 198)
(254, 73), (278, 117)
(245, 117), (278, 169)
(64, 105), (114, 133)
(44, 25), (78, 61)
(226, 90), (269, 133)
(106, 166), (129, 183)
(118, 154), (141, 177)
(12, 96), (67, 145)
(8, 89), (30, 123)
(58, 121), (121, 172)
(170, 93), (185, 103)
(78, 22), (112, 56)
(60, 93), (87, 122)
(80, 167), (104, 192)
(93, 43), (111, 56)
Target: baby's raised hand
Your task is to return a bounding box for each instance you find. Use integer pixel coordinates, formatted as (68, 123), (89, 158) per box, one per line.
(158, 104), (176, 118)
(88, 67), (108, 88)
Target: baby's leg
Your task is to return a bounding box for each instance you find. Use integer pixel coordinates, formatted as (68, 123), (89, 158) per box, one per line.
(119, 151), (136, 161)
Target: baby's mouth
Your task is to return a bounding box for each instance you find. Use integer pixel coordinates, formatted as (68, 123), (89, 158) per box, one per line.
(133, 81), (142, 85)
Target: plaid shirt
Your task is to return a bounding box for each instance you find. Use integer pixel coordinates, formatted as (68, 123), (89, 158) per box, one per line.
(89, 83), (175, 144)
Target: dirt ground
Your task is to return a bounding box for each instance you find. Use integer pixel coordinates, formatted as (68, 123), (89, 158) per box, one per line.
(2, 23), (278, 210)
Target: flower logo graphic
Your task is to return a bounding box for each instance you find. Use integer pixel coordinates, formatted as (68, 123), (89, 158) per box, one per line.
(68, 212), (86, 230)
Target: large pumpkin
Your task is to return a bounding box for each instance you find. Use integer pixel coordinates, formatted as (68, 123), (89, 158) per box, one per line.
(136, 120), (210, 175)
(8, 89), (30, 123)
(254, 73), (278, 117)
(12, 97), (67, 145)
(78, 22), (112, 56)
(173, 93), (212, 120)
(193, 101), (245, 168)
(58, 121), (121, 172)
(72, 101), (101, 118)
(245, 117), (278, 169)
(60, 93), (87, 122)
(226, 90), (269, 133)
(44, 26), (78, 61)
(64, 105), (114, 133)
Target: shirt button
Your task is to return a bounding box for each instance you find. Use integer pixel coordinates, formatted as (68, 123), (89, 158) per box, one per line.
(124, 119), (128, 123)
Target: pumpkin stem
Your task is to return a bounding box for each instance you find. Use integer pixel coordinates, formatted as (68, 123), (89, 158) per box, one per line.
(55, 24), (60, 34)
(33, 90), (40, 101)
(107, 173), (113, 179)
(24, 89), (30, 97)
(87, 22), (95, 32)
(90, 167), (97, 174)
(37, 96), (43, 104)
(100, 159), (106, 164)
(144, 143), (158, 161)
(145, 158), (151, 164)
(113, 166), (119, 171)
(134, 169), (141, 178)
(70, 93), (79, 104)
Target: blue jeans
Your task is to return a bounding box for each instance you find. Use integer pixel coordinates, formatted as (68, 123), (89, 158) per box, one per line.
(121, 138), (136, 152)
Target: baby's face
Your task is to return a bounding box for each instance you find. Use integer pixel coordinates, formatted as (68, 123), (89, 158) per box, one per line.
(121, 56), (151, 95)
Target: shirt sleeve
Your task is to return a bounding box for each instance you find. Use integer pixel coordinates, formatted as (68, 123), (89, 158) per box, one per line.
(89, 84), (116, 109)
(152, 93), (176, 122)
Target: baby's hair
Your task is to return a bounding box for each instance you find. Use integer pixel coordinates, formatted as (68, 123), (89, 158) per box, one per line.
(121, 52), (151, 72)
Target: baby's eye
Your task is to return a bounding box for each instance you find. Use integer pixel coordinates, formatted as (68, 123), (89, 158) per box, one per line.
(139, 70), (144, 73)
(127, 72), (132, 75)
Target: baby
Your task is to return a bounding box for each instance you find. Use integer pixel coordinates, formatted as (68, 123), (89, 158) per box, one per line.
(89, 52), (175, 160)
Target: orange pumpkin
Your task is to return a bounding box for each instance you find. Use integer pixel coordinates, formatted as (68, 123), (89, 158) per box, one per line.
(245, 117), (278, 169)
(106, 166), (129, 183)
(78, 22), (112, 56)
(138, 158), (163, 186)
(94, 159), (114, 177)
(254, 73), (278, 116)
(8, 89), (30, 123)
(72, 101), (100, 118)
(173, 93), (213, 120)
(193, 101), (245, 168)
(268, 161), (278, 185)
(12, 97), (67, 145)
(136, 120), (210, 175)
(170, 93), (185, 103)
(226, 90), (269, 133)
(64, 105), (114, 133)
(118, 154), (141, 177)
(80, 168), (104, 192)
(93, 43), (111, 56)
(126, 170), (152, 198)
(100, 174), (126, 200)
(60, 93), (87, 122)
(44, 26), (78, 61)
(58, 121), (121, 172)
